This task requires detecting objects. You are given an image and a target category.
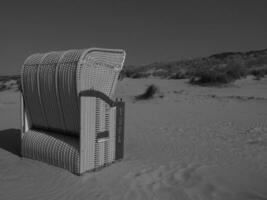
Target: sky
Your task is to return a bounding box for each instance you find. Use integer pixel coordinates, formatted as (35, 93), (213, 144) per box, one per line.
(0, 0), (267, 75)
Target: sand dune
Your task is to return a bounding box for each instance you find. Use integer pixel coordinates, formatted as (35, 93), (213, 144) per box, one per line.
(0, 77), (267, 200)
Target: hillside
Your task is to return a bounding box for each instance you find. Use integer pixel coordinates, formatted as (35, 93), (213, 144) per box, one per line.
(121, 48), (267, 83)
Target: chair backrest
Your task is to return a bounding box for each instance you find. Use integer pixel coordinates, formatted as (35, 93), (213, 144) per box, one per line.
(21, 48), (126, 135)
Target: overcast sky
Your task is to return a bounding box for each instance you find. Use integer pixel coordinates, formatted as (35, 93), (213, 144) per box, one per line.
(0, 0), (267, 74)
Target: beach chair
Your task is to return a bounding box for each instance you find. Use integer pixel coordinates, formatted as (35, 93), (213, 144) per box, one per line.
(20, 48), (126, 174)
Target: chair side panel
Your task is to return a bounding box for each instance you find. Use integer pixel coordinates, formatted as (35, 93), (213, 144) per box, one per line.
(80, 97), (96, 173)
(95, 99), (109, 167)
(108, 107), (116, 163)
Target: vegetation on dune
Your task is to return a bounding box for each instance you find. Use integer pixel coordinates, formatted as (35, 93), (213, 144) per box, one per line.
(119, 48), (267, 85)
(189, 61), (248, 85)
(0, 75), (20, 91)
(0, 75), (20, 82)
(249, 66), (267, 80)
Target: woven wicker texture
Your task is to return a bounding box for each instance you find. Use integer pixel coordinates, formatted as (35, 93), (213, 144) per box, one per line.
(108, 107), (116, 163)
(76, 49), (125, 171)
(38, 52), (65, 132)
(22, 54), (48, 129)
(21, 48), (126, 174)
(22, 48), (125, 135)
(77, 50), (124, 97)
(57, 50), (84, 134)
(22, 129), (80, 174)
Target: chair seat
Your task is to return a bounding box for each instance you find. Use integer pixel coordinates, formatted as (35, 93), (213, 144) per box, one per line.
(22, 130), (80, 174)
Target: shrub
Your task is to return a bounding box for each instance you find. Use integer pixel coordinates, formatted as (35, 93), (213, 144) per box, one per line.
(135, 84), (159, 100)
(0, 84), (6, 92)
(250, 66), (267, 80)
(225, 61), (248, 79)
(131, 72), (150, 79)
(120, 68), (135, 78)
(189, 69), (229, 84)
(168, 71), (187, 79)
(119, 68), (150, 79)
(189, 62), (248, 85)
(152, 70), (168, 78)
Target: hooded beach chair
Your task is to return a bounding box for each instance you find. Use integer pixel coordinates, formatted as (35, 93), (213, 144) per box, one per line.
(20, 48), (126, 174)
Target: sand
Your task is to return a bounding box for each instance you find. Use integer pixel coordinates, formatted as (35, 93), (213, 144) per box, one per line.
(0, 76), (267, 200)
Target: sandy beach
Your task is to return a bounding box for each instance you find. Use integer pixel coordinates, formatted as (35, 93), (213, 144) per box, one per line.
(0, 76), (267, 200)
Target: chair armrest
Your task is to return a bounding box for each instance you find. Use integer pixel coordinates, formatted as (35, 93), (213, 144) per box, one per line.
(79, 89), (115, 107)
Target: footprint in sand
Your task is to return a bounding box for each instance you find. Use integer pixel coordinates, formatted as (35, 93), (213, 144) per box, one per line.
(123, 164), (207, 200)
(123, 163), (267, 200)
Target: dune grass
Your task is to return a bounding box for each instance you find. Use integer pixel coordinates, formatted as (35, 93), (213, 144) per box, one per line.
(250, 66), (267, 80)
(189, 62), (248, 85)
(135, 84), (159, 100)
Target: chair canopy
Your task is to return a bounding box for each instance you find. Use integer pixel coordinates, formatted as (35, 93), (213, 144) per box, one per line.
(21, 48), (125, 136)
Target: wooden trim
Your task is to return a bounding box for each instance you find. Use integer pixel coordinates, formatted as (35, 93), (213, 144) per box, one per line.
(115, 101), (125, 160)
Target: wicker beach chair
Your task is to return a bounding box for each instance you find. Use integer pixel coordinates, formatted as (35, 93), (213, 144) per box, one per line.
(21, 48), (126, 174)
